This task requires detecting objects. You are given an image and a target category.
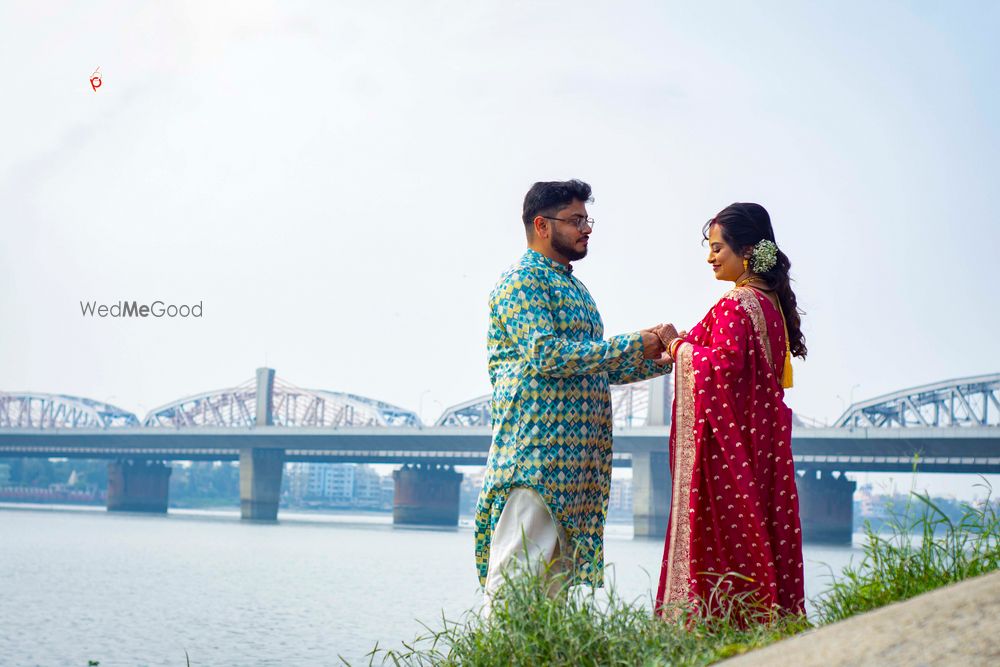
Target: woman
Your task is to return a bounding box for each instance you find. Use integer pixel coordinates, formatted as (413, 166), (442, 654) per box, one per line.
(654, 203), (807, 620)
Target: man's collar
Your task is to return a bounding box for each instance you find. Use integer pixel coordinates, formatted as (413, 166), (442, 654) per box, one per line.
(523, 248), (573, 275)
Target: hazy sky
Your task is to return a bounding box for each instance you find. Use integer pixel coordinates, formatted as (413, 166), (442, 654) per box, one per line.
(2, 2), (998, 485)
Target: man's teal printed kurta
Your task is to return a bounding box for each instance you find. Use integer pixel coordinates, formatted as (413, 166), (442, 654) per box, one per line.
(475, 249), (671, 587)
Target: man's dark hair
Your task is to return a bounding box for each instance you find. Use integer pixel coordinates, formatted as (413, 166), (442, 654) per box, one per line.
(522, 179), (593, 230)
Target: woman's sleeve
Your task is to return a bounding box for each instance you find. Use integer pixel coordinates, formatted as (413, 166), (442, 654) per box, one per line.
(673, 297), (754, 442)
(676, 298), (751, 378)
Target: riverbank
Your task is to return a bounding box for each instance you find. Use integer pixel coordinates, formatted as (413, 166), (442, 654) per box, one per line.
(370, 489), (999, 666)
(722, 569), (1000, 666)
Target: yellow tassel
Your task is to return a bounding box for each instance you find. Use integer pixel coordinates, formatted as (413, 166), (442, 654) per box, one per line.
(782, 354), (794, 389)
(777, 300), (794, 389)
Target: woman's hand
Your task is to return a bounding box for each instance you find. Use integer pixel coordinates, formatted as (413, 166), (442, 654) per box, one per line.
(653, 328), (689, 366)
(643, 323), (677, 365)
(650, 323), (679, 348)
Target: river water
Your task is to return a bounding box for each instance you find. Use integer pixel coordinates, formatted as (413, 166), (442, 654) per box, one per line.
(0, 504), (863, 666)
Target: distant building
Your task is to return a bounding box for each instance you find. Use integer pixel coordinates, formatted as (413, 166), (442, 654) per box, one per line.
(459, 469), (485, 516)
(353, 465), (383, 508)
(609, 477), (633, 513)
(284, 463), (389, 508)
(856, 483), (876, 517)
(326, 465), (356, 503)
(285, 462), (311, 500)
(380, 475), (395, 510)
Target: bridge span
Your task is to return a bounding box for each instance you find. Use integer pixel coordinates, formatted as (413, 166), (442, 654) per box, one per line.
(2, 369), (998, 542)
(0, 424), (997, 473)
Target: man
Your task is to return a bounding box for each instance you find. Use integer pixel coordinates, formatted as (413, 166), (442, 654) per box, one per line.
(474, 179), (676, 611)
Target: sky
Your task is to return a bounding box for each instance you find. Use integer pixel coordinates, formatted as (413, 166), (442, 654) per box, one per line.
(1, 2), (998, 496)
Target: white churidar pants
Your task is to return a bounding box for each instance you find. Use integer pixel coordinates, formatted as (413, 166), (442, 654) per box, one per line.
(482, 487), (569, 617)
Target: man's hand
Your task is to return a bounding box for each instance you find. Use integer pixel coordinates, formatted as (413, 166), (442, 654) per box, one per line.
(652, 350), (673, 367)
(640, 331), (664, 359)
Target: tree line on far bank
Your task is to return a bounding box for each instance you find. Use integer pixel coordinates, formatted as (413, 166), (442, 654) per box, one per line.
(0, 458), (240, 505)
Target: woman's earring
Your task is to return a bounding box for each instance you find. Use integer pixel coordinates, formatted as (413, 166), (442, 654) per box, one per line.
(743, 258), (749, 272)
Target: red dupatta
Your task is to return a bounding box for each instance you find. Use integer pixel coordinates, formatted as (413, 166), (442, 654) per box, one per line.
(656, 286), (805, 618)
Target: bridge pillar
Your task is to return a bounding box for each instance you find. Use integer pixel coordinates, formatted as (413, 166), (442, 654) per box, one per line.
(255, 367), (275, 427)
(797, 470), (856, 543)
(107, 460), (172, 513)
(632, 451), (671, 538)
(240, 448), (285, 521)
(632, 378), (673, 538)
(646, 375), (672, 427)
(239, 367), (284, 521)
(392, 463), (462, 526)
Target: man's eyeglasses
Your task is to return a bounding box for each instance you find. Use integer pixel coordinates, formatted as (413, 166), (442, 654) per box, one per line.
(542, 215), (596, 231)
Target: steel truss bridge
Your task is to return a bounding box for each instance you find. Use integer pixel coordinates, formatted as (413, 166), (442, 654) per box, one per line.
(433, 379), (655, 429)
(139, 376), (420, 428)
(1, 373), (999, 474)
(834, 374), (1000, 429)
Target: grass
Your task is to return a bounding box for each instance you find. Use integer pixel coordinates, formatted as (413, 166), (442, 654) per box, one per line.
(812, 480), (999, 623)
(354, 565), (809, 667)
(358, 480), (1000, 667)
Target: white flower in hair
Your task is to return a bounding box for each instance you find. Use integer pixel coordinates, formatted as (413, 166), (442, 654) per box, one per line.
(751, 239), (778, 273)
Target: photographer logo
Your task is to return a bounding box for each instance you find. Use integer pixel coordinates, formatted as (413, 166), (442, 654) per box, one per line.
(80, 300), (204, 318)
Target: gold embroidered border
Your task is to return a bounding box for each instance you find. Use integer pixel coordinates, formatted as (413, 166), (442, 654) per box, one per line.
(664, 342), (696, 608)
(725, 287), (773, 367)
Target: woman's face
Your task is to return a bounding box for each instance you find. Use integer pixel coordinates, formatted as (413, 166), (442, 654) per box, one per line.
(706, 223), (748, 282)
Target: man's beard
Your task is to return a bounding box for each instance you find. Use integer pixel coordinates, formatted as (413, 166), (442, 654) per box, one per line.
(552, 230), (588, 261)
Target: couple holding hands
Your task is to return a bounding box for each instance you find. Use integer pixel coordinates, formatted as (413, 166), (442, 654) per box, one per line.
(475, 179), (807, 620)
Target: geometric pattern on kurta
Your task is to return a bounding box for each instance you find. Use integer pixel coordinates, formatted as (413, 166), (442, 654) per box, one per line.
(475, 249), (672, 587)
(656, 286), (805, 617)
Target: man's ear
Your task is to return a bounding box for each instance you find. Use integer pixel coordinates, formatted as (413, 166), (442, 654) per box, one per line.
(533, 216), (549, 239)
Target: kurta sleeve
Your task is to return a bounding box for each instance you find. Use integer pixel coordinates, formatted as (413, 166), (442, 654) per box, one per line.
(607, 358), (672, 385)
(493, 268), (645, 377)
